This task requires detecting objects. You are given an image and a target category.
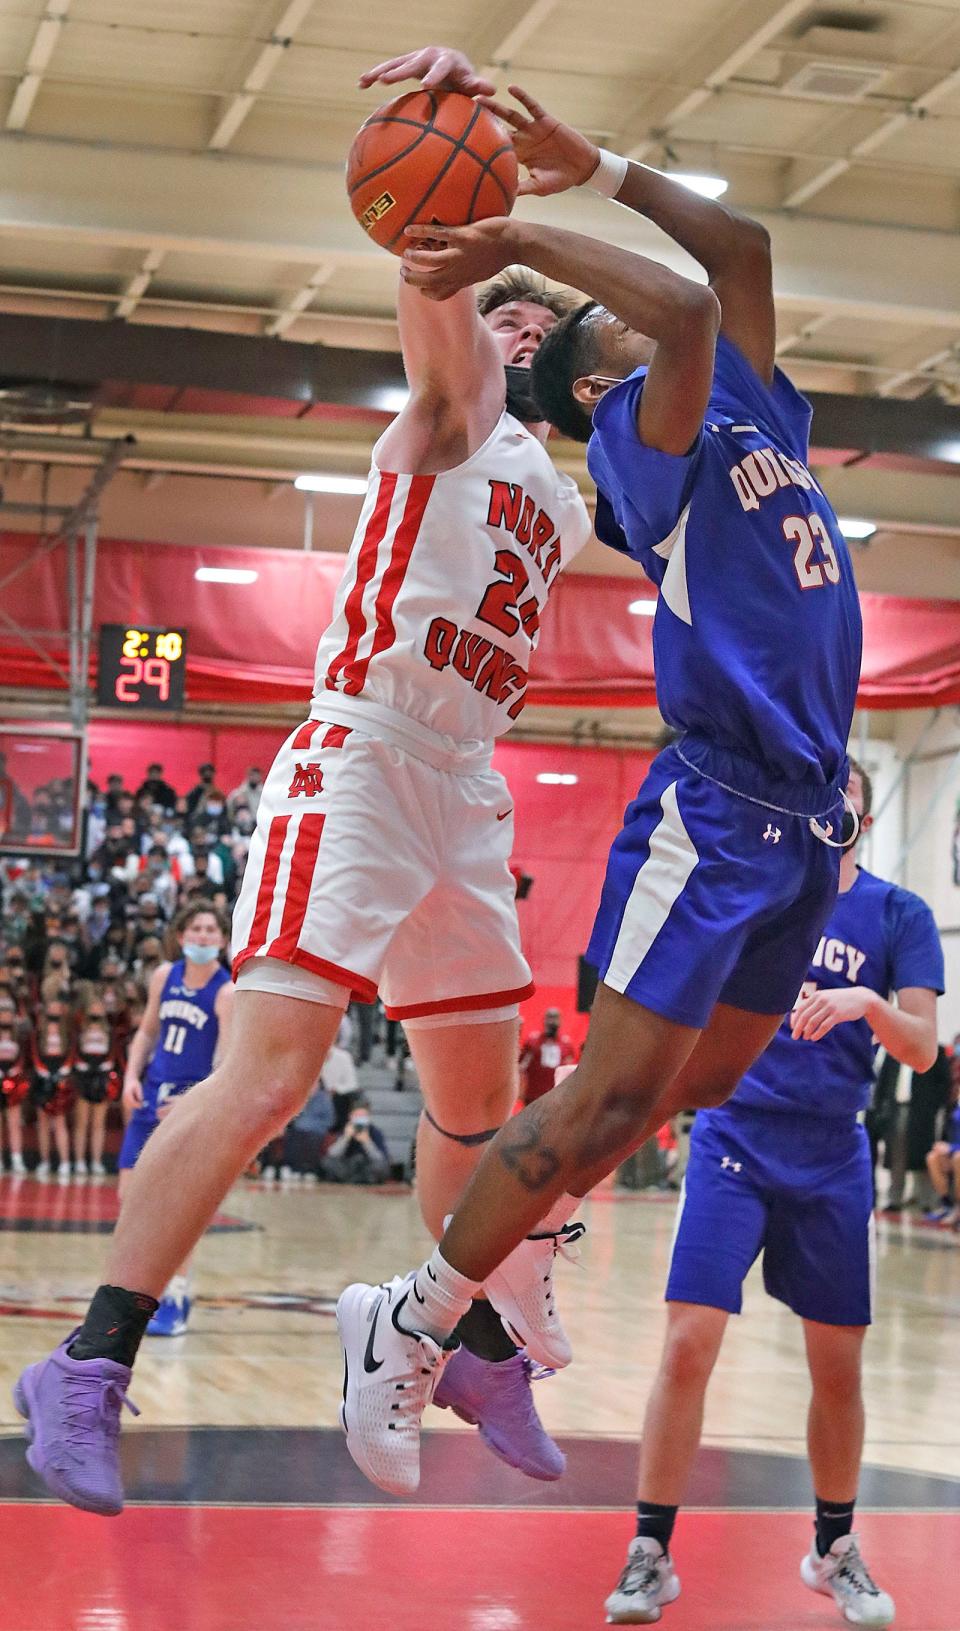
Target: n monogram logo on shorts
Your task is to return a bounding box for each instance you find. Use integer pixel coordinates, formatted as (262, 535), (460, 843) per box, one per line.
(287, 762), (324, 799)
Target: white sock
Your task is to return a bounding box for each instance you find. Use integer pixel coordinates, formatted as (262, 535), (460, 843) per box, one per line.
(536, 1193), (579, 1235)
(402, 1246), (479, 1345)
(165, 1274), (190, 1304)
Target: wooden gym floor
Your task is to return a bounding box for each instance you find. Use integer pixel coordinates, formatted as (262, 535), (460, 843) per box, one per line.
(1, 1172), (958, 1630)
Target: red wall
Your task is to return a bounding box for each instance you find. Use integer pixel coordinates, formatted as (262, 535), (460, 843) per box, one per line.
(86, 721), (652, 1043)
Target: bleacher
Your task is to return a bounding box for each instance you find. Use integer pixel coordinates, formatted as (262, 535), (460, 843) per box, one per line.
(356, 1058), (422, 1181)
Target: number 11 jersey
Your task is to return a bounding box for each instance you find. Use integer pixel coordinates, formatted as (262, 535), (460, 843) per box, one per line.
(312, 411), (591, 746)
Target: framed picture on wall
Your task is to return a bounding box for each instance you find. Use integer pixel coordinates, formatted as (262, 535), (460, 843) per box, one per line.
(0, 729), (84, 860)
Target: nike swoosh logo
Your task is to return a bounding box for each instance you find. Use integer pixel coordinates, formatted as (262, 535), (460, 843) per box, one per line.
(363, 1299), (385, 1373)
(496, 809), (513, 822)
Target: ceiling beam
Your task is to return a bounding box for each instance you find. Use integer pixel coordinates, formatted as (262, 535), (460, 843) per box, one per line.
(209, 0), (316, 152)
(878, 342), (960, 400)
(5, 0), (72, 132)
(613, 0), (809, 160)
(783, 54), (960, 209)
(264, 263), (334, 338)
(774, 312), (834, 357)
(115, 247), (165, 321)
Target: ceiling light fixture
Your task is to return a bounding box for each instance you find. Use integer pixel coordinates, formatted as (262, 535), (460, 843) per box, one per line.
(194, 567), (259, 585)
(657, 170), (729, 199)
(294, 474), (368, 494)
(837, 517), (877, 541)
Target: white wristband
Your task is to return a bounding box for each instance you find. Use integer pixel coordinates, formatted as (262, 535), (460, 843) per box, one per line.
(587, 147), (629, 199)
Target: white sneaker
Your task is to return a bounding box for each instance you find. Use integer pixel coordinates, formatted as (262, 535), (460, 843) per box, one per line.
(10, 1154), (26, 1176)
(74, 1159), (88, 1179)
(605, 1537), (681, 1624)
(34, 1161), (50, 1181)
(279, 1165), (299, 1184)
(337, 1273), (453, 1496)
(801, 1534), (895, 1626)
(57, 1161), (72, 1184)
(483, 1218), (585, 1371)
(90, 1161), (107, 1178)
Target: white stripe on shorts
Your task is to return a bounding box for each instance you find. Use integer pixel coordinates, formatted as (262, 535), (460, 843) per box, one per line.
(604, 780), (700, 996)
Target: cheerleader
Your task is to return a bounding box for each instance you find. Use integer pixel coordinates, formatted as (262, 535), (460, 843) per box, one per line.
(71, 992), (121, 1178)
(0, 999), (29, 1175)
(31, 999), (75, 1181)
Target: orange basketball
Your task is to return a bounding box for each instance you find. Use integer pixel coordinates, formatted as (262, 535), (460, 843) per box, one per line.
(347, 89), (518, 255)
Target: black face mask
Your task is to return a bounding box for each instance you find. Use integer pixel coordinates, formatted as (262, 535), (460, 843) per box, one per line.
(841, 808), (858, 846)
(504, 364), (542, 424)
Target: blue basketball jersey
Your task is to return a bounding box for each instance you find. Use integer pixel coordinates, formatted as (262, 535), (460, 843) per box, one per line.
(731, 867), (943, 1118)
(587, 335), (862, 786)
(144, 959), (230, 1093)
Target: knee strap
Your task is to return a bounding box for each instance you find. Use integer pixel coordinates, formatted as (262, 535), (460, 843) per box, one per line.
(422, 1105), (500, 1147)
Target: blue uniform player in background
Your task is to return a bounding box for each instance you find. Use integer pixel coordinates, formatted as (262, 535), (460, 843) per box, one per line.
(606, 760), (942, 1627)
(120, 901), (232, 1336)
(333, 61), (867, 1509)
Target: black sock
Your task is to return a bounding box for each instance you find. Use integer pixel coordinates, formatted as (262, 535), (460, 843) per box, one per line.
(815, 1496), (856, 1557)
(636, 1501), (678, 1553)
(453, 1298), (519, 1363)
(67, 1284), (159, 1368)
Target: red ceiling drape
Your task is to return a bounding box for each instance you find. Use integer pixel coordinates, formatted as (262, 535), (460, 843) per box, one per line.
(2, 532), (959, 710)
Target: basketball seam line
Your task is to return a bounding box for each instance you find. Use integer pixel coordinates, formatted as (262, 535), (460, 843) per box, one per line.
(385, 100), (488, 249)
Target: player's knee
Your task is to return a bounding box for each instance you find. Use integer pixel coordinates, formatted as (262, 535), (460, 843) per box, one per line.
(660, 1322), (717, 1391)
(682, 1076), (740, 1111)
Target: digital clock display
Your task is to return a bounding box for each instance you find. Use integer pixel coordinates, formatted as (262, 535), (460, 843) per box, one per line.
(96, 625), (188, 711)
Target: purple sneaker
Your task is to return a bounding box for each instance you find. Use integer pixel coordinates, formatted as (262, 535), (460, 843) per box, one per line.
(433, 1347), (565, 1481)
(13, 1330), (139, 1516)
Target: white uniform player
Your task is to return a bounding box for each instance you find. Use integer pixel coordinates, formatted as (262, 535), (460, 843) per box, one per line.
(232, 413), (589, 1019)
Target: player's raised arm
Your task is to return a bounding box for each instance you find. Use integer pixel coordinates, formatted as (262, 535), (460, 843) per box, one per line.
(402, 218), (720, 456)
(485, 85), (774, 384)
(359, 46), (509, 469)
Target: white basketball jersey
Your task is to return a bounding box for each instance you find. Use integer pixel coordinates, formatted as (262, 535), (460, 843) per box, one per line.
(312, 412), (591, 744)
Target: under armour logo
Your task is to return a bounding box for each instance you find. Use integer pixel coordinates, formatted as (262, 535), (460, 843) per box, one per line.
(720, 1156), (742, 1173)
(287, 762), (324, 799)
(763, 823), (781, 844)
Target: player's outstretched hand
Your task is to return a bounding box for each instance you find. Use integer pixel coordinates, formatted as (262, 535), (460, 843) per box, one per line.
(359, 46), (495, 99)
(401, 219), (516, 300)
(478, 84), (601, 196)
(790, 985), (875, 1043)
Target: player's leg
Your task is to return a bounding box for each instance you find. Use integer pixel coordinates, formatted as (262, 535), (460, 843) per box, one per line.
(949, 1150), (960, 1224)
(800, 1320), (893, 1627)
(405, 1013), (566, 1481)
(14, 989), (341, 1515)
(606, 1109), (766, 1623)
(923, 1142), (952, 1219)
(35, 1111), (51, 1177)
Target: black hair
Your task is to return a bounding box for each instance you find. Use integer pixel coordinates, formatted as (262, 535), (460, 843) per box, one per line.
(477, 268), (572, 323)
(847, 756), (874, 818)
(528, 301), (602, 442)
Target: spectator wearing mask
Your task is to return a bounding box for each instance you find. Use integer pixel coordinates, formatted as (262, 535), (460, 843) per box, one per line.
(519, 1007), (577, 1105)
(227, 767), (264, 823)
(136, 764), (177, 816)
(185, 764), (217, 819)
(103, 774), (126, 817)
(320, 1096), (389, 1186)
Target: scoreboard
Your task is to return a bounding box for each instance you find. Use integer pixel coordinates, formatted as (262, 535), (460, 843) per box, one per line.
(96, 625), (188, 712)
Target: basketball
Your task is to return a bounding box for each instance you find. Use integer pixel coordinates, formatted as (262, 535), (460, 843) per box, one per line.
(346, 89), (518, 255)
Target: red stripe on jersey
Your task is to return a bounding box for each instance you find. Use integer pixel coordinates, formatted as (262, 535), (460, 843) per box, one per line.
(291, 720), (318, 750)
(341, 473), (436, 696)
(242, 815), (289, 957)
(321, 725), (352, 749)
(325, 471), (398, 692)
(265, 813), (325, 964)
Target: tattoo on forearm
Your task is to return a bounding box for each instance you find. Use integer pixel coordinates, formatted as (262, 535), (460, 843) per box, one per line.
(497, 1113), (562, 1192)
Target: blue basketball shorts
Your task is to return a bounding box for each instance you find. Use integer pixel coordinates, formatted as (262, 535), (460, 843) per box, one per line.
(586, 736), (844, 1030)
(666, 1105), (875, 1326)
(117, 1080), (198, 1170)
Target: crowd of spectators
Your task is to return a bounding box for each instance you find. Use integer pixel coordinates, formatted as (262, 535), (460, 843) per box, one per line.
(0, 758), (262, 1179)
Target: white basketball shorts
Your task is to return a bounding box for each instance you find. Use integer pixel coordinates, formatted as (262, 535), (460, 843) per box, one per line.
(231, 714), (533, 1020)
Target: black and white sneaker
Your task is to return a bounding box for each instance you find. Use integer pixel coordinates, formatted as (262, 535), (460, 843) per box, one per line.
(337, 1273), (454, 1496)
(604, 1537), (681, 1624)
(800, 1533), (895, 1626)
